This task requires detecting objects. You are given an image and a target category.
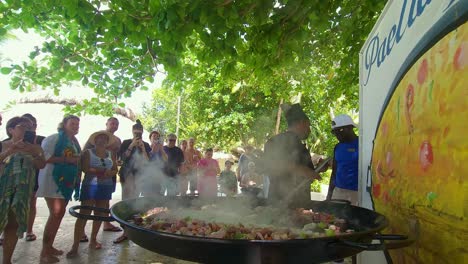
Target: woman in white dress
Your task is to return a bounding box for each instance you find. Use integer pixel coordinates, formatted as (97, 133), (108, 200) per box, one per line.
(36, 115), (81, 264)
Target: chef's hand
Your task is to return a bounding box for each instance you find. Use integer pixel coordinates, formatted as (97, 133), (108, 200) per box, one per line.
(311, 170), (322, 181)
(297, 166), (321, 181)
(317, 158), (330, 173)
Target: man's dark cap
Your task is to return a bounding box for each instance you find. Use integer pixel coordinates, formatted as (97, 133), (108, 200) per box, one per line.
(282, 103), (309, 126)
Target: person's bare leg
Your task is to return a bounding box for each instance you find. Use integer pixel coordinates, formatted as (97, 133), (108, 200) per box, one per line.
(2, 211), (19, 264)
(66, 200), (92, 258)
(103, 221), (118, 230)
(90, 200), (107, 250)
(102, 200), (120, 231)
(26, 193), (37, 238)
(41, 198), (66, 261)
(114, 178), (135, 243)
(178, 175), (188, 195)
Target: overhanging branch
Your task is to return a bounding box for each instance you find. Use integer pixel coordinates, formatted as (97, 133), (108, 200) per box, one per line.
(17, 97), (137, 121)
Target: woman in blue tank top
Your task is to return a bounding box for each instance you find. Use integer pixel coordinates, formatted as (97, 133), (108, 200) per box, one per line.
(67, 131), (118, 258)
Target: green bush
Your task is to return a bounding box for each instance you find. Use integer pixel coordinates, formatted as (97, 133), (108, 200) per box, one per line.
(310, 169), (331, 192)
(310, 180), (321, 192)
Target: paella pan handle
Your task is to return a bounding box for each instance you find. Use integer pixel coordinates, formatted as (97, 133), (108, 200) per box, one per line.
(331, 234), (412, 251)
(328, 199), (351, 205)
(69, 205), (115, 222)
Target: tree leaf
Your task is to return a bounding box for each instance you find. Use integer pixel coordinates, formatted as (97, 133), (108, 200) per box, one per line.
(0, 67), (13, 74)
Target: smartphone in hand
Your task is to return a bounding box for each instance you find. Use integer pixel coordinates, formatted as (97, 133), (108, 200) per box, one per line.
(23, 131), (36, 144)
(134, 132), (143, 140)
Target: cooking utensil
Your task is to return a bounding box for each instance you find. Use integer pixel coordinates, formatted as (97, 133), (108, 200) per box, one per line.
(280, 160), (330, 207)
(70, 196), (412, 263)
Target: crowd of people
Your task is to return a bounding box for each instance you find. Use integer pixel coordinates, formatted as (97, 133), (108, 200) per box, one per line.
(0, 104), (359, 264)
(0, 114), (240, 263)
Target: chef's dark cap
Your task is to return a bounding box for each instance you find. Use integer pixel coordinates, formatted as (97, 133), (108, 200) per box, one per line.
(282, 103), (309, 126)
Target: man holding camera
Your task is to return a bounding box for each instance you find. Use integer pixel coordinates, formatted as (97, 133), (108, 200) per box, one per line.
(118, 120), (151, 199)
(115, 120), (151, 243)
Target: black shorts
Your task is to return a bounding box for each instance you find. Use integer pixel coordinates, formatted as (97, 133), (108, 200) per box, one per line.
(111, 175), (117, 193)
(33, 170), (39, 192)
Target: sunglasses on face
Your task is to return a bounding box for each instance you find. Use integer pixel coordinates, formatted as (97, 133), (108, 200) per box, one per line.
(168, 139), (176, 142)
(15, 123), (33, 130)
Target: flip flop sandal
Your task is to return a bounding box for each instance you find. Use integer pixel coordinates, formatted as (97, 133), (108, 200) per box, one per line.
(26, 233), (37, 241)
(103, 226), (122, 232)
(80, 235), (89, 243)
(66, 251), (78, 259)
(40, 254), (60, 263)
(89, 242), (102, 250)
(113, 235), (128, 244)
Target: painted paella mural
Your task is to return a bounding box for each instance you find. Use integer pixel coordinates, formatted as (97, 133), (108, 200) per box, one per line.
(371, 22), (467, 263)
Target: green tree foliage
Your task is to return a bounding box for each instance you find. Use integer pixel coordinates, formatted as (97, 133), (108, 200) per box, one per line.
(140, 86), (179, 136)
(0, 0), (385, 153)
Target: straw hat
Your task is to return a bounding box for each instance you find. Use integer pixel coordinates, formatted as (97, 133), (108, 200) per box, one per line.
(88, 130), (117, 147)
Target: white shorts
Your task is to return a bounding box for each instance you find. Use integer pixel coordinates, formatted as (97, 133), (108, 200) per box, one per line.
(331, 187), (358, 206)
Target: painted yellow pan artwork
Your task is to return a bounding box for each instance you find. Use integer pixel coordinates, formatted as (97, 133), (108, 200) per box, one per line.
(371, 22), (467, 263)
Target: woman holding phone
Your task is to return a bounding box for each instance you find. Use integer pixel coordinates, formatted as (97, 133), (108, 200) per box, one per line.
(149, 131), (167, 162)
(0, 117), (46, 264)
(22, 113), (46, 242)
(139, 130), (167, 197)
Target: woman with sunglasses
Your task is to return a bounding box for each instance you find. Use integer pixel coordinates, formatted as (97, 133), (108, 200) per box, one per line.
(22, 113), (46, 242)
(0, 117), (46, 264)
(66, 131), (117, 258)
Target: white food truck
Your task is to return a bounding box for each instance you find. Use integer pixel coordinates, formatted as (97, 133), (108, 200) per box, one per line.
(359, 0), (467, 263)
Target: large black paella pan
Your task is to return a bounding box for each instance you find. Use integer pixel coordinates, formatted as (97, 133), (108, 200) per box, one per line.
(70, 197), (411, 264)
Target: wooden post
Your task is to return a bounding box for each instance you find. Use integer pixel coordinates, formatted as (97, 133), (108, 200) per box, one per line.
(275, 99), (284, 135)
(175, 95), (181, 144)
